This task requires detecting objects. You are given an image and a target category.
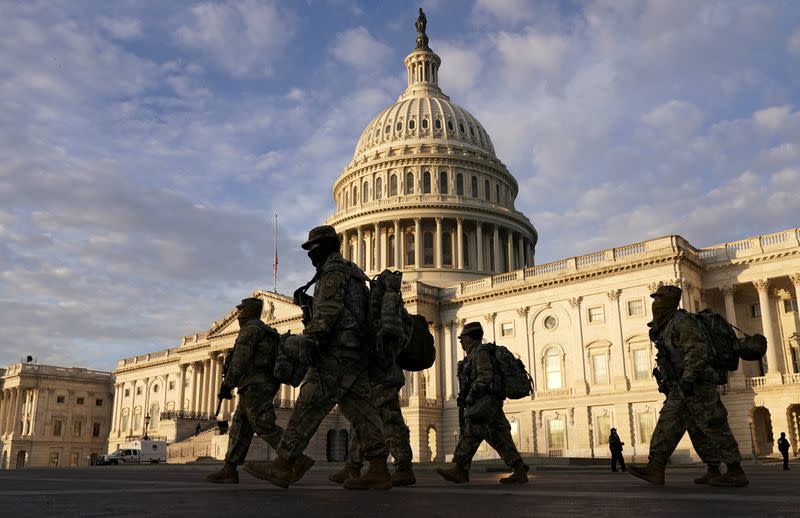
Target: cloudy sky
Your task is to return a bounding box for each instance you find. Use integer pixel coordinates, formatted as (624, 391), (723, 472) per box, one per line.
(1, 0), (798, 371)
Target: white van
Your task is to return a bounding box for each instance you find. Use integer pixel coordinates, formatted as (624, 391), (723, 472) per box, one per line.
(99, 440), (167, 465)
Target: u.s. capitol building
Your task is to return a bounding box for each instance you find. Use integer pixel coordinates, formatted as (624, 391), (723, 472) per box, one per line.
(109, 23), (800, 464)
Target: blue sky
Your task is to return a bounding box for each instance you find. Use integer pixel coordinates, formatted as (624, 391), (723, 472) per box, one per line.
(1, 0), (799, 370)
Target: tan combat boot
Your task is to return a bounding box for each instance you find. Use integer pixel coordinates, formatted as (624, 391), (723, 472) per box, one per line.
(328, 464), (361, 484)
(693, 464), (721, 484)
(436, 463), (470, 484)
(628, 459), (666, 485)
(205, 462), (239, 484)
(709, 462), (749, 487)
(343, 456), (393, 490)
(391, 466), (417, 487)
(500, 462), (529, 484)
(244, 454), (314, 488)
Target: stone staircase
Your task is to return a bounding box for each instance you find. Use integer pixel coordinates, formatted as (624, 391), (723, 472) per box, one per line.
(167, 426), (221, 464)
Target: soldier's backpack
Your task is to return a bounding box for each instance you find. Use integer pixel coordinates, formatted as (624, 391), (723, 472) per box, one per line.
(488, 343), (534, 399)
(691, 309), (766, 382)
(395, 313), (436, 371)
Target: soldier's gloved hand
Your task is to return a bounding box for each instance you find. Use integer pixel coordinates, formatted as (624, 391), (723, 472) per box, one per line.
(679, 378), (695, 396)
(218, 381), (234, 400)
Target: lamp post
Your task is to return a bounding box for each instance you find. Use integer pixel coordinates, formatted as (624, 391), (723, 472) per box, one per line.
(747, 415), (758, 464)
(143, 415), (151, 441)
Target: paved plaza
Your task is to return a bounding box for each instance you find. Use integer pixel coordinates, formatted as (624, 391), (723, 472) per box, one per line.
(0, 462), (796, 517)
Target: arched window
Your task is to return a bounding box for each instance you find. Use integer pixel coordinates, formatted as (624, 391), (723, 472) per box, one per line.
(362, 181), (369, 203)
(434, 119), (442, 130)
(396, 121), (402, 131)
(456, 173), (464, 195)
(423, 232), (434, 266)
(409, 119), (416, 130)
(484, 179), (490, 201)
(405, 232), (415, 266)
(375, 177), (383, 200)
(388, 234), (396, 267)
(133, 408), (142, 431)
(405, 172), (414, 194)
(496, 184), (501, 204)
(442, 231), (452, 266)
(545, 348), (563, 389)
(471, 176), (478, 198)
(423, 171), (431, 193)
(439, 171), (448, 194)
(447, 120), (454, 131)
(389, 174), (398, 196)
(459, 123), (465, 133)
(150, 402), (160, 429)
(462, 233), (470, 268)
(353, 186), (358, 206)
(421, 118), (428, 129)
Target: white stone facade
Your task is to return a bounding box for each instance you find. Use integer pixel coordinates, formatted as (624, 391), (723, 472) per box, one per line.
(0, 363), (114, 469)
(109, 32), (800, 464)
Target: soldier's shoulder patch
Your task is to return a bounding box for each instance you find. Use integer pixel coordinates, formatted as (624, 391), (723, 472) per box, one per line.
(325, 278), (335, 288)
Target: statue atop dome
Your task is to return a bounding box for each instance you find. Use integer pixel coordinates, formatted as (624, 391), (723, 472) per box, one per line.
(415, 8), (430, 50)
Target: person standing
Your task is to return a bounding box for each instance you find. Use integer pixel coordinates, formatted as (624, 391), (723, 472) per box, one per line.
(629, 285), (748, 487)
(437, 322), (529, 484)
(609, 428), (626, 472)
(246, 225), (391, 490)
(777, 432), (791, 470)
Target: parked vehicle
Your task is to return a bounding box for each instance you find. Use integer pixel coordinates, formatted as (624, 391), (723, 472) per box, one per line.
(98, 440), (167, 465)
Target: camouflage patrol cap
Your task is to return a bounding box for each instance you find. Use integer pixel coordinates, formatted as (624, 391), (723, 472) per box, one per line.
(301, 225), (340, 250)
(237, 297), (263, 312)
(458, 322), (484, 339)
(650, 285), (682, 302)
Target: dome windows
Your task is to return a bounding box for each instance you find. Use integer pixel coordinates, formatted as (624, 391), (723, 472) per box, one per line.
(421, 118), (428, 129)
(447, 120), (454, 131)
(434, 119), (442, 130)
(389, 174), (398, 196)
(405, 171), (414, 194)
(375, 177), (383, 200)
(471, 176), (478, 198)
(409, 119), (416, 130)
(439, 171), (448, 194)
(456, 173), (464, 195)
(363, 181), (369, 203)
(484, 179), (490, 201)
(396, 121), (403, 132)
(459, 123), (465, 134)
(470, 126), (475, 137)
(423, 171), (431, 193)
(385, 124), (391, 135)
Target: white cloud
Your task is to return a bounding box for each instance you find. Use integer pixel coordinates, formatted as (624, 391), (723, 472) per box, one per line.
(788, 27), (800, 55)
(330, 26), (392, 71)
(97, 16), (143, 40)
(435, 42), (483, 94)
(473, 0), (539, 25)
(175, 0), (295, 77)
(753, 105), (792, 132)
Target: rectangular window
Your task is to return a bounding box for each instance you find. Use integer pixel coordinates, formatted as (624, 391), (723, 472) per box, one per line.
(56, 395), (65, 404)
(588, 306), (605, 323)
(596, 415), (611, 445)
(124, 389), (130, 397)
(627, 299), (644, 317)
(77, 397), (85, 405)
(547, 419), (566, 450)
(136, 387), (142, 396)
(53, 420), (62, 436)
(638, 413), (656, 443)
(500, 322), (514, 337)
(69, 452), (79, 467)
(73, 421), (82, 438)
(545, 353), (562, 390)
(95, 399), (103, 406)
(633, 349), (651, 381)
(784, 299), (798, 313)
(49, 452), (59, 467)
(168, 381), (175, 391)
(751, 304), (761, 318)
(93, 422), (101, 437)
(592, 354), (609, 384)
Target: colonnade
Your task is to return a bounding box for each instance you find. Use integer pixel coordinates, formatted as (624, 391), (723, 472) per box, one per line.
(0, 387), (23, 437)
(339, 217), (534, 275)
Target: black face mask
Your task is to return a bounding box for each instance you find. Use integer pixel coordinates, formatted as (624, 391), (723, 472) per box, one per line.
(308, 239), (338, 268)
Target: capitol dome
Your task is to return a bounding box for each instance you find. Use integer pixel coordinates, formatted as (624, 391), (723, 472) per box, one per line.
(326, 16), (537, 287)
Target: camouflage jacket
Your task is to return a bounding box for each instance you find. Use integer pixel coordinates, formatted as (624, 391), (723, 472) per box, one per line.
(226, 318), (279, 389)
(303, 252), (369, 349)
(457, 343), (498, 404)
(656, 309), (718, 383)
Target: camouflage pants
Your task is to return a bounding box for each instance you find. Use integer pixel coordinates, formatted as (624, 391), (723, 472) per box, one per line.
(276, 347), (387, 462)
(454, 405), (524, 470)
(225, 381), (283, 465)
(649, 381), (741, 465)
(346, 384), (412, 471)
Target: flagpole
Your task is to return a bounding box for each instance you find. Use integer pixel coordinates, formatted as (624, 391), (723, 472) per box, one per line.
(273, 214), (278, 293)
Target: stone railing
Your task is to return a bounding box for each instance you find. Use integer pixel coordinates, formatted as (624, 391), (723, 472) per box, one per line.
(274, 399), (295, 409)
(160, 410), (210, 421)
(424, 398), (440, 408)
(328, 194), (522, 221)
(745, 376), (767, 388)
(698, 228), (800, 263)
(782, 373), (800, 385)
(535, 388), (573, 399)
(118, 347), (183, 369)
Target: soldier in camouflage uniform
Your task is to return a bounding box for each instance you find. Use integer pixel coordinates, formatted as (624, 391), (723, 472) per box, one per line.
(247, 225), (391, 490)
(629, 285), (748, 487)
(329, 360), (415, 486)
(437, 322), (529, 484)
(206, 298), (313, 484)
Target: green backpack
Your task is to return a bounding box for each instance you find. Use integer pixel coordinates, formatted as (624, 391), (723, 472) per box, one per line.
(488, 343), (534, 399)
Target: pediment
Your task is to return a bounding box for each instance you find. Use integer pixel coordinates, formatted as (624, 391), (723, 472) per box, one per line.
(206, 290), (302, 338)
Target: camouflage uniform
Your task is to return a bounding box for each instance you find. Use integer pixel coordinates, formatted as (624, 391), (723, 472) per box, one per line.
(453, 342), (524, 470)
(345, 362), (412, 471)
(648, 310), (741, 465)
(275, 251), (387, 463)
(223, 315), (283, 465)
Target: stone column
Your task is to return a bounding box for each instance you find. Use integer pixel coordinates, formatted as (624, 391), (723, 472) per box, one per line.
(493, 225), (501, 274)
(518, 235), (525, 269)
(203, 359), (212, 415)
(753, 279), (782, 375)
(414, 218), (422, 267)
(568, 296), (588, 395)
(356, 227), (363, 269)
(394, 220), (401, 268)
(456, 218), (464, 269)
(364, 230), (372, 273)
(428, 321), (440, 399)
(791, 274), (800, 319)
(476, 222), (484, 271)
(1, 389), (8, 435)
(191, 363), (200, 413)
(373, 223), (381, 272)
(111, 384), (120, 435)
(11, 388), (22, 439)
(506, 230), (514, 272)
(435, 217), (443, 269)
(207, 356), (217, 415)
(607, 289), (629, 390)
(341, 231), (349, 261)
(442, 322), (454, 399)
(178, 365), (187, 411)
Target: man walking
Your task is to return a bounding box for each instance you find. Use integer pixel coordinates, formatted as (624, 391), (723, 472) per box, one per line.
(609, 428), (625, 472)
(629, 285), (748, 487)
(777, 432), (790, 470)
(437, 322), (529, 484)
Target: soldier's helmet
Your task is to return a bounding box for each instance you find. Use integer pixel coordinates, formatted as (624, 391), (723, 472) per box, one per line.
(650, 285), (682, 301)
(301, 225), (340, 250)
(736, 333), (767, 361)
(459, 322), (484, 339)
(237, 297), (263, 319)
